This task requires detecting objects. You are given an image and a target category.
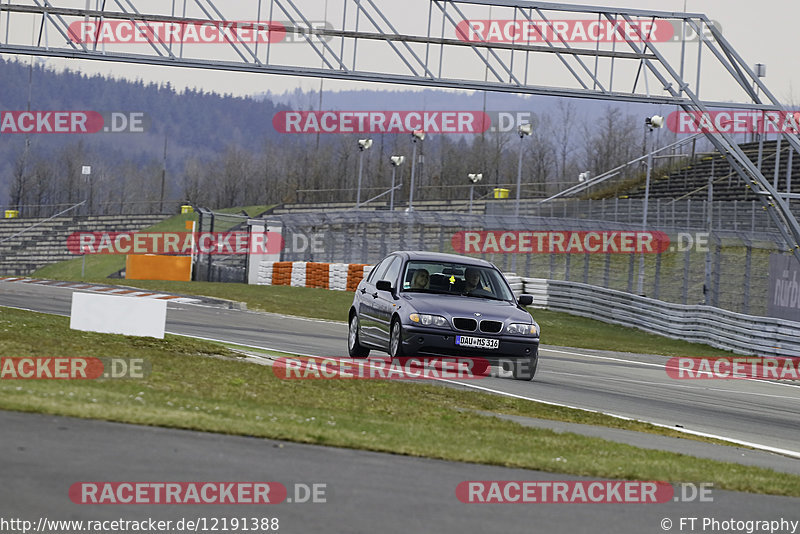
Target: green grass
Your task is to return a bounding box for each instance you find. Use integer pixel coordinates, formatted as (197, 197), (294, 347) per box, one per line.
(139, 212), (199, 233)
(33, 255), (129, 281)
(215, 205), (274, 217)
(1, 307), (797, 497)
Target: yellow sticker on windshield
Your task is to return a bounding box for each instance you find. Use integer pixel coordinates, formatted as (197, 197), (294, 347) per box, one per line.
(449, 275), (456, 285)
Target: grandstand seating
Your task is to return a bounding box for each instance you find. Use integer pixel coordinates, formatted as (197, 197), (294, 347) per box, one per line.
(0, 214), (167, 276)
(626, 140), (799, 202)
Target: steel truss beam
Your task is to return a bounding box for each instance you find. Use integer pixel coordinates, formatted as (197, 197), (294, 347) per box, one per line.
(0, 0), (798, 261)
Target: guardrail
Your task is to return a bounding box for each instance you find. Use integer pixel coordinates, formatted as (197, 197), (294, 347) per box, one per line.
(522, 278), (800, 358)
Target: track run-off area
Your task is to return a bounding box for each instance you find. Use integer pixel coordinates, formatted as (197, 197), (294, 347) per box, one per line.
(1, 280), (799, 533)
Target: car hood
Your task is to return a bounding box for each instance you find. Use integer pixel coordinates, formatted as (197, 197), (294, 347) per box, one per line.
(400, 292), (533, 323)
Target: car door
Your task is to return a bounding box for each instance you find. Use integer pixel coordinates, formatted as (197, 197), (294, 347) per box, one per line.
(358, 256), (391, 346)
(373, 256), (403, 348)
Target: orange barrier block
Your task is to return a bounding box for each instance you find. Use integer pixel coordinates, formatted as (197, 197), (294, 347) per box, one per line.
(272, 262), (293, 286)
(346, 264), (367, 292)
(126, 255), (192, 281)
(306, 262), (330, 289)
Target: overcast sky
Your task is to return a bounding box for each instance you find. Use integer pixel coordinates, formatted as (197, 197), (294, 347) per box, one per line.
(6, 0), (799, 104)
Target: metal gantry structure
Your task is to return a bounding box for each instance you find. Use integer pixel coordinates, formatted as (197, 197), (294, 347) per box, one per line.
(1, 0), (799, 261)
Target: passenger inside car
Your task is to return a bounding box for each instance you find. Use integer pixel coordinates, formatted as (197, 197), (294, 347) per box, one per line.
(410, 269), (430, 289)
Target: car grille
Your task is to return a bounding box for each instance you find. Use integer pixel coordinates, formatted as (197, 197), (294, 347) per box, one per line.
(479, 320), (503, 334)
(452, 318), (477, 331)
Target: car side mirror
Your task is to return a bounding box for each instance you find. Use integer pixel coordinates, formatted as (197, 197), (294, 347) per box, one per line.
(518, 295), (534, 307)
(376, 280), (394, 293)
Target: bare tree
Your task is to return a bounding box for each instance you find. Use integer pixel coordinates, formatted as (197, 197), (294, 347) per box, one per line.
(9, 148), (29, 211)
(526, 113), (555, 197)
(181, 156), (206, 206)
(554, 99), (577, 185)
(581, 106), (639, 178)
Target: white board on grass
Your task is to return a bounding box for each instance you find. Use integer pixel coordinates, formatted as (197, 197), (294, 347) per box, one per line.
(70, 292), (167, 339)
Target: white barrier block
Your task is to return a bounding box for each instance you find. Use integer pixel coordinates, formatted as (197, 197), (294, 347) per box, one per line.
(70, 292), (167, 339)
(247, 220), (282, 285)
(290, 261), (306, 287)
(330, 263), (348, 291)
(257, 261), (275, 286)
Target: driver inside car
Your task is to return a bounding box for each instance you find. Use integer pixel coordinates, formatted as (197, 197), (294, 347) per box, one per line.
(463, 267), (481, 293)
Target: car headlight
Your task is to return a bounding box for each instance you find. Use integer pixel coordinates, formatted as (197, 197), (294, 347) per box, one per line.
(507, 323), (539, 336)
(410, 313), (448, 327)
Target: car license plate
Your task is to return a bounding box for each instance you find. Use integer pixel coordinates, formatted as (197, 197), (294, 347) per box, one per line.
(456, 336), (499, 350)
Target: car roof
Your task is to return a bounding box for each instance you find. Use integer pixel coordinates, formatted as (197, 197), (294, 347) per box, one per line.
(393, 251), (495, 268)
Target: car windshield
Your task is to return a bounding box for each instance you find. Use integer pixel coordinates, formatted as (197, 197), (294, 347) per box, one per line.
(401, 261), (514, 301)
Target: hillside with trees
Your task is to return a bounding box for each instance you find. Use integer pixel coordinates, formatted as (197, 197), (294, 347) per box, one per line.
(0, 58), (677, 215)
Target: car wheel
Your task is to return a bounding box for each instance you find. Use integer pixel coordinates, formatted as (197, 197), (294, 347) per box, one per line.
(348, 314), (370, 358)
(389, 319), (404, 359)
(512, 354), (538, 381)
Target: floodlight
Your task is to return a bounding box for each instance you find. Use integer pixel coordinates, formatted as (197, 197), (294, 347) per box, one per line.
(645, 115), (664, 130)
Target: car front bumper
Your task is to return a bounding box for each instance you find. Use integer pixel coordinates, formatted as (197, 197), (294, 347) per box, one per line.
(401, 325), (538, 361)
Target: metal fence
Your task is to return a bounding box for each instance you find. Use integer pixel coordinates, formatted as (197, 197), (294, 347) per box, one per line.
(0, 201), (184, 218)
(194, 208), (251, 283)
(196, 200), (799, 319)
(491, 198), (792, 234)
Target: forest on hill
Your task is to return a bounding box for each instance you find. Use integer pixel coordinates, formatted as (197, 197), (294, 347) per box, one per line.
(0, 58), (677, 216)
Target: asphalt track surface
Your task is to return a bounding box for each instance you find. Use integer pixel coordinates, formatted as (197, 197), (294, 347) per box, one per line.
(1, 281), (800, 532)
(3, 410), (800, 534)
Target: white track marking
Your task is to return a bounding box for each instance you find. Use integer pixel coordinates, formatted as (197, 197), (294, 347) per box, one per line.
(441, 378), (800, 459)
(542, 347), (667, 368)
(167, 332), (800, 460)
(546, 370), (800, 402)
(543, 347), (800, 390)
